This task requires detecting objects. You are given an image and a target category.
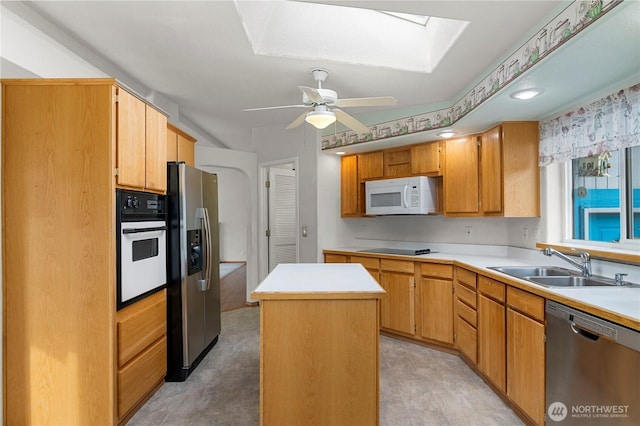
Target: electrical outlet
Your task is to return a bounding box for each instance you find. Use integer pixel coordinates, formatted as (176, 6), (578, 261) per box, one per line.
(465, 226), (472, 239)
(523, 227), (529, 241)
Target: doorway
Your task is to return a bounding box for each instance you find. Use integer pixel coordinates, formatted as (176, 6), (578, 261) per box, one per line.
(259, 159), (299, 278)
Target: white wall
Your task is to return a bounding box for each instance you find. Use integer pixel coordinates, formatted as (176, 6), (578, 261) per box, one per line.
(251, 123), (319, 269)
(203, 167), (249, 262)
(195, 146), (259, 302)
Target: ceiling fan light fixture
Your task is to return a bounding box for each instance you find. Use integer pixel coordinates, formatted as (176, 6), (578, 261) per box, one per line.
(305, 110), (336, 129)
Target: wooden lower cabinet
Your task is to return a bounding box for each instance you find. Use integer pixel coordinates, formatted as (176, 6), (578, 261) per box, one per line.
(380, 259), (415, 335)
(478, 291), (506, 393)
(324, 253), (348, 263)
(116, 291), (167, 422)
(454, 267), (478, 363)
(418, 263), (454, 344)
(507, 287), (546, 425)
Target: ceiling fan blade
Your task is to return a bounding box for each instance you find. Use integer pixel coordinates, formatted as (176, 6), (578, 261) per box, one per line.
(243, 104), (306, 112)
(298, 86), (325, 104)
(334, 109), (370, 134)
(286, 111), (308, 130)
(335, 96), (397, 108)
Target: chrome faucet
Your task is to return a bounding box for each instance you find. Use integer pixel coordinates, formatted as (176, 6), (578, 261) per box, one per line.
(542, 247), (592, 277)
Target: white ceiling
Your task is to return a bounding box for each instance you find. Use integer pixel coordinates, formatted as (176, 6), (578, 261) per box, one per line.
(11, 1), (640, 151)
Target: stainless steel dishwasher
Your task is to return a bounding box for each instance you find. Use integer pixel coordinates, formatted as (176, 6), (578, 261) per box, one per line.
(546, 300), (639, 425)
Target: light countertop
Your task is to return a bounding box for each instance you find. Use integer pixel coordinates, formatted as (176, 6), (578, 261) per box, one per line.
(324, 246), (640, 330)
(252, 263), (386, 300)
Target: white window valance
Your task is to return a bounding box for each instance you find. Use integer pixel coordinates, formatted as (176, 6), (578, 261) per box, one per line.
(539, 82), (640, 166)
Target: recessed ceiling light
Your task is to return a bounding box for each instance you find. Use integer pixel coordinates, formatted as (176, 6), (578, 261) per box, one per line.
(437, 130), (455, 138)
(335, 151), (346, 156)
(510, 88), (543, 100)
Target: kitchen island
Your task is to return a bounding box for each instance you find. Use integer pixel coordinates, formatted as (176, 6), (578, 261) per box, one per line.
(252, 263), (386, 426)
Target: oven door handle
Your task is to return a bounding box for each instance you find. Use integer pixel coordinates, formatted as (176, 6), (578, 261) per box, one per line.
(122, 226), (167, 234)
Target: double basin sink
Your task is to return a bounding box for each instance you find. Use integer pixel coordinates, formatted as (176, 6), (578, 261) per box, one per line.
(488, 266), (639, 288)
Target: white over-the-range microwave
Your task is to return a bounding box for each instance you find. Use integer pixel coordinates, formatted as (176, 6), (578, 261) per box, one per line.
(365, 176), (437, 215)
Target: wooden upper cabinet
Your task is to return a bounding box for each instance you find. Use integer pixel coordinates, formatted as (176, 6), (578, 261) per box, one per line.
(145, 105), (167, 192)
(358, 151), (383, 180)
(341, 155), (361, 217)
(501, 122), (540, 217)
(167, 123), (196, 167)
(177, 133), (195, 166)
(411, 141), (443, 176)
(166, 126), (178, 162)
(117, 88), (146, 189)
(443, 136), (480, 216)
(480, 126), (502, 214)
(384, 148), (411, 177)
(481, 122), (540, 217)
(116, 87), (167, 192)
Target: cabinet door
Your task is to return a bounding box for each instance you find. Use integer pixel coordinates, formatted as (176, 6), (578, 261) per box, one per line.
(379, 271), (415, 335)
(507, 308), (545, 425)
(166, 126), (178, 162)
(117, 89), (146, 189)
(340, 155), (360, 217)
(145, 106), (167, 192)
(419, 278), (453, 343)
(444, 137), (479, 215)
(411, 141), (442, 175)
(478, 294), (506, 392)
(383, 148), (411, 177)
(501, 122), (540, 217)
(456, 316), (477, 364)
(358, 152), (383, 180)
(177, 133), (194, 166)
(480, 126), (502, 214)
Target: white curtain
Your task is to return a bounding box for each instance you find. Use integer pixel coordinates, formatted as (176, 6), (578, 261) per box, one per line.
(539, 82), (640, 166)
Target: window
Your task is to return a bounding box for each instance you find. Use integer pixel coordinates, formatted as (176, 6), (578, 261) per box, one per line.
(570, 146), (640, 246)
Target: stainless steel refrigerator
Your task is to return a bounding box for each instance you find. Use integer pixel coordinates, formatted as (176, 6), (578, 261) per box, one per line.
(166, 162), (221, 382)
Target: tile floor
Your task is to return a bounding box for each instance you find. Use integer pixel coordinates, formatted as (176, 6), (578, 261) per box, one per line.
(128, 307), (523, 425)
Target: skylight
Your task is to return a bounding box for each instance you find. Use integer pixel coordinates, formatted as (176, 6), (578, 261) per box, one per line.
(234, 1), (468, 74)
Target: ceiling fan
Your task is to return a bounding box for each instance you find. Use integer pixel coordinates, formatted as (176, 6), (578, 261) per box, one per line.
(243, 68), (397, 134)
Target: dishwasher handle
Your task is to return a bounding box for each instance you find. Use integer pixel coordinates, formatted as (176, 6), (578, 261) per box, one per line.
(570, 323), (600, 341)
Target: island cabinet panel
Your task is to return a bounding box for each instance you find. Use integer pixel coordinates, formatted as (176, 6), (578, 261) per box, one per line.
(478, 278), (507, 393)
(252, 264), (384, 426)
(507, 287), (545, 425)
(380, 259), (416, 335)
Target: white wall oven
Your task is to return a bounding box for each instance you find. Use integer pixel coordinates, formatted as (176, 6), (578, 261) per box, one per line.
(116, 189), (167, 310)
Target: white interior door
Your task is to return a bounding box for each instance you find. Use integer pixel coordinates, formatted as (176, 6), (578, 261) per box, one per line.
(268, 167), (298, 272)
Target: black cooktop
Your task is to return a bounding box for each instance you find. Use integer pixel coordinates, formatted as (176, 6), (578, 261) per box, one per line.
(357, 248), (434, 256)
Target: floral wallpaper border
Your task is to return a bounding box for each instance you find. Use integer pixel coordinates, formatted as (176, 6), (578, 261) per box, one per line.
(539, 82), (640, 166)
(321, 0), (622, 151)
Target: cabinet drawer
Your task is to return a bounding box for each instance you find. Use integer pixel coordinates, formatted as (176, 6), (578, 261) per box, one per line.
(478, 276), (505, 303)
(325, 253), (348, 263)
(117, 336), (166, 419)
(457, 299), (477, 327)
(456, 317), (477, 364)
(455, 268), (477, 289)
(350, 256), (380, 270)
(380, 259), (414, 274)
(117, 291), (166, 367)
(456, 282), (476, 308)
(507, 286), (544, 322)
(420, 263), (453, 279)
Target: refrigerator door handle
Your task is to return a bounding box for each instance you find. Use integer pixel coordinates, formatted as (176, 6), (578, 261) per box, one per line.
(202, 207), (213, 291)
